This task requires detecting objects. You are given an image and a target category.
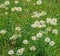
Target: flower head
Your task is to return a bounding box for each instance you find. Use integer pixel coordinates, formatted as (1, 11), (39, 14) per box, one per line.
(45, 37), (50, 42)
(30, 46), (36, 51)
(36, 0), (42, 5)
(23, 40), (28, 44)
(49, 41), (55, 46)
(0, 29), (6, 35)
(8, 50), (14, 55)
(17, 48), (25, 55)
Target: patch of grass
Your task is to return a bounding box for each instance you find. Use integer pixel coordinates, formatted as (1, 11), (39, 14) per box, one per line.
(0, 0), (60, 56)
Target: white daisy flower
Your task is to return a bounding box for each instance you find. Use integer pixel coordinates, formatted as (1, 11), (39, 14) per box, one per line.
(39, 20), (46, 27)
(4, 1), (10, 5)
(30, 46), (36, 51)
(44, 37), (50, 42)
(16, 7), (22, 12)
(50, 18), (57, 25)
(0, 3), (5, 8)
(31, 24), (37, 28)
(52, 29), (58, 34)
(49, 41), (55, 46)
(34, 21), (40, 26)
(31, 36), (37, 40)
(23, 40), (28, 44)
(15, 26), (21, 31)
(40, 11), (47, 16)
(14, 0), (19, 4)
(10, 35), (17, 40)
(46, 18), (51, 23)
(36, 0), (42, 5)
(11, 7), (16, 12)
(0, 29), (6, 35)
(17, 48), (25, 55)
(8, 50), (14, 55)
(27, 0), (31, 2)
(36, 32), (43, 38)
(32, 12), (40, 18)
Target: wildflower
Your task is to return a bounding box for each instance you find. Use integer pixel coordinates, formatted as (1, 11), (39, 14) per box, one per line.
(36, 32), (43, 38)
(32, 12), (40, 18)
(52, 29), (58, 34)
(46, 18), (51, 23)
(17, 48), (25, 55)
(15, 26), (21, 31)
(36, 0), (42, 5)
(16, 7), (22, 12)
(31, 36), (37, 40)
(10, 35), (17, 40)
(11, 7), (17, 12)
(14, 0), (19, 4)
(4, 1), (10, 5)
(39, 20), (46, 27)
(40, 11), (47, 16)
(44, 37), (50, 42)
(31, 24), (37, 28)
(0, 3), (5, 8)
(8, 50), (14, 55)
(30, 46), (36, 51)
(23, 40), (28, 44)
(50, 18), (57, 25)
(0, 29), (6, 35)
(49, 41), (55, 46)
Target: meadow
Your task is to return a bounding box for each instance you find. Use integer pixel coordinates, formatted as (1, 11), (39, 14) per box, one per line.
(0, 0), (60, 56)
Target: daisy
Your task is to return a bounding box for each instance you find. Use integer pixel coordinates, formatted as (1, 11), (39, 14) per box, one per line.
(36, 0), (42, 5)
(30, 46), (36, 51)
(49, 41), (55, 46)
(44, 37), (50, 42)
(0, 3), (5, 8)
(31, 36), (37, 40)
(0, 29), (6, 35)
(27, 0), (31, 2)
(46, 18), (51, 23)
(36, 32), (43, 38)
(32, 12), (40, 18)
(40, 20), (46, 27)
(16, 7), (22, 12)
(4, 1), (10, 5)
(34, 21), (40, 27)
(50, 18), (57, 25)
(15, 26), (21, 31)
(31, 24), (37, 28)
(14, 0), (19, 4)
(8, 50), (14, 55)
(52, 29), (58, 34)
(10, 35), (17, 40)
(23, 40), (28, 44)
(40, 11), (47, 16)
(11, 7), (16, 12)
(17, 48), (25, 55)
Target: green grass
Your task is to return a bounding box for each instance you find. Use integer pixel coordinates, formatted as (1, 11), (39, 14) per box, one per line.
(0, 0), (60, 56)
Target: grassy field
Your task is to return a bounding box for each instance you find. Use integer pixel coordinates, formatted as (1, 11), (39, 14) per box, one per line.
(0, 0), (60, 56)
